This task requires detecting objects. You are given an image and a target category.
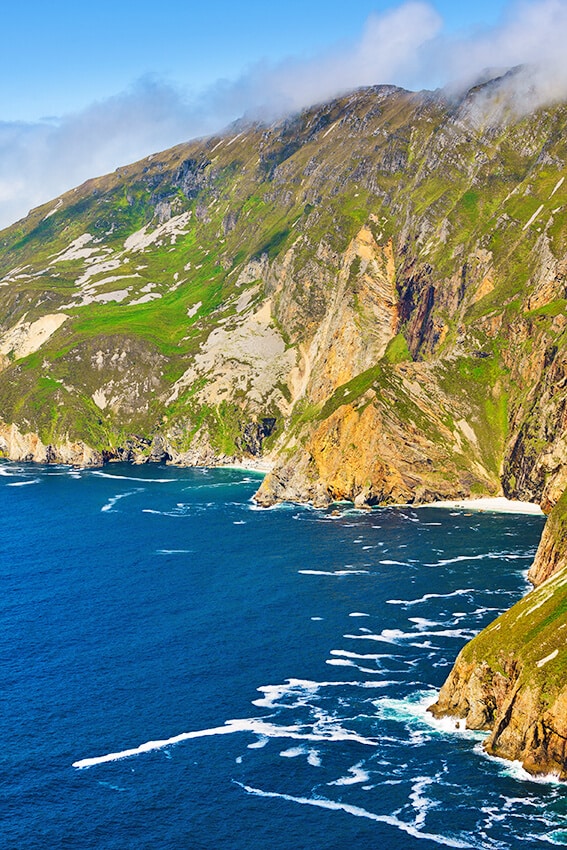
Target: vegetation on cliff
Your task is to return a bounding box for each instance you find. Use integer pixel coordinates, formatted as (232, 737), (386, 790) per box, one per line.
(1, 75), (567, 778)
(2, 79), (567, 512)
(430, 555), (567, 778)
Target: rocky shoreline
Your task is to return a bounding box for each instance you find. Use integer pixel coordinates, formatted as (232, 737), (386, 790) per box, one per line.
(429, 495), (567, 780)
(3, 79), (567, 781)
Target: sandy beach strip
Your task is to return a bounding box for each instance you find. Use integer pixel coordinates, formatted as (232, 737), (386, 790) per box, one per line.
(421, 497), (544, 515)
(218, 458), (273, 474)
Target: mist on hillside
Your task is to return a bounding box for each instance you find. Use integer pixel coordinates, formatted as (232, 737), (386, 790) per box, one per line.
(1, 0), (567, 231)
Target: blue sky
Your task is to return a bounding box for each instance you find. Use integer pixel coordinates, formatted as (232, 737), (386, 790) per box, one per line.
(1, 0), (566, 228)
(1, 1), (509, 121)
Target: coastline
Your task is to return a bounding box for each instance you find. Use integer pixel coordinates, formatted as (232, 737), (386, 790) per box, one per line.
(216, 458), (273, 475)
(0, 455), (546, 515)
(420, 496), (544, 516)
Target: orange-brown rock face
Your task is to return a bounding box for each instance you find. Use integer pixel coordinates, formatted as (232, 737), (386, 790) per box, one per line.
(486, 684), (567, 779)
(268, 225), (400, 413)
(306, 403), (409, 506)
(255, 357), (500, 507)
(528, 488), (567, 586)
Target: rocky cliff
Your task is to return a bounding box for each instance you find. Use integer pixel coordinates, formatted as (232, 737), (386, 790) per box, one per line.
(1, 79), (566, 510)
(429, 550), (567, 778)
(2, 75), (567, 777)
(429, 470), (567, 779)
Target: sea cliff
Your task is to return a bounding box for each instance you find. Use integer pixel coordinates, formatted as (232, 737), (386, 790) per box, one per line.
(429, 529), (567, 778)
(2, 74), (567, 776)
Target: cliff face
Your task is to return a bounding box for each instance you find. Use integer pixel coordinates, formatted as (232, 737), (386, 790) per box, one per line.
(1, 79), (566, 511)
(255, 357), (500, 507)
(528, 488), (567, 584)
(430, 485), (567, 779)
(0, 422), (102, 466)
(429, 560), (567, 778)
(3, 79), (567, 777)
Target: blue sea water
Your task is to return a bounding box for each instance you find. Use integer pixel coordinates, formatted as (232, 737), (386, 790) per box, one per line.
(2, 461), (566, 849)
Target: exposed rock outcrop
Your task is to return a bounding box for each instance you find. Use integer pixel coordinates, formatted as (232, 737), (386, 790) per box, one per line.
(3, 79), (567, 778)
(429, 558), (567, 778)
(0, 422), (102, 466)
(528, 489), (567, 585)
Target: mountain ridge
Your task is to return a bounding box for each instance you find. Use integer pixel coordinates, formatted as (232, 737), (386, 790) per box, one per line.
(2, 77), (567, 777)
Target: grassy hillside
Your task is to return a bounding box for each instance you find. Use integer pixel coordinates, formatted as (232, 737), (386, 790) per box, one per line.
(0, 78), (566, 507)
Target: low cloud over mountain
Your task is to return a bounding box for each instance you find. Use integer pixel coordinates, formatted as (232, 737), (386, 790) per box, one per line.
(1, 0), (567, 229)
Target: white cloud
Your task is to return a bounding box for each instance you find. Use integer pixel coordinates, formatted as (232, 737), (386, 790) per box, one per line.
(1, 0), (567, 230)
(435, 0), (567, 106)
(242, 2), (443, 113)
(0, 78), (222, 229)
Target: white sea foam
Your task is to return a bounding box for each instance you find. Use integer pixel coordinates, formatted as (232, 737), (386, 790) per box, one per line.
(247, 735), (269, 749)
(73, 722), (240, 767)
(251, 677), (395, 709)
(349, 612), (370, 617)
(279, 746), (306, 758)
(537, 830), (567, 845)
(298, 569), (370, 576)
(92, 471), (174, 483)
(73, 705), (384, 769)
(100, 487), (144, 513)
(248, 501), (296, 511)
(0, 465), (19, 476)
(408, 617), (443, 629)
(374, 692), (488, 742)
(330, 650), (391, 661)
(386, 589), (474, 606)
(325, 658), (383, 675)
(141, 504), (200, 517)
(328, 760), (371, 786)
(6, 478), (40, 486)
(235, 783), (477, 848)
(183, 479), (255, 491)
(409, 776), (438, 828)
(379, 559), (411, 566)
(344, 626), (475, 645)
(424, 552), (533, 567)
(472, 743), (564, 784)
(101, 489), (142, 512)
(308, 749), (322, 767)
(156, 549), (192, 555)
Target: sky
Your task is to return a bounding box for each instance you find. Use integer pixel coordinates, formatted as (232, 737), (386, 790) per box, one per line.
(1, 0), (566, 229)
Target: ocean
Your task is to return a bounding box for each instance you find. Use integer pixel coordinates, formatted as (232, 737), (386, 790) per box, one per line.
(2, 461), (566, 849)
